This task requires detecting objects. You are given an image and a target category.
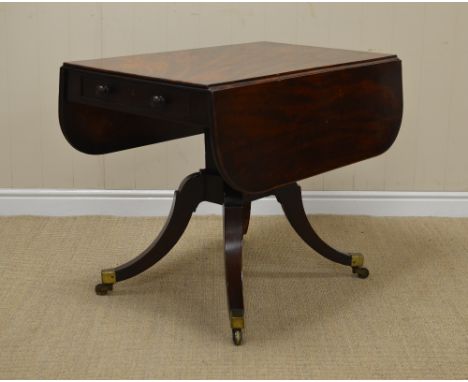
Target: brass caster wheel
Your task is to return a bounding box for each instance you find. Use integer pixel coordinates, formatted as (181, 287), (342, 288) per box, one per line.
(232, 329), (243, 346)
(95, 283), (113, 295)
(352, 267), (369, 279)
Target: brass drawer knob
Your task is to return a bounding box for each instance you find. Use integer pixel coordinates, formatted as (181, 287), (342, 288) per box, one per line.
(150, 95), (166, 107)
(95, 84), (110, 96)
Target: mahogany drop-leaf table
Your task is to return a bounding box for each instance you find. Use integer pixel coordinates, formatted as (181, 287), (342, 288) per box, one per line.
(59, 42), (403, 346)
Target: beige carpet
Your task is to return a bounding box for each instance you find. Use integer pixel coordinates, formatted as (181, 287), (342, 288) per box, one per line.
(0, 214), (467, 379)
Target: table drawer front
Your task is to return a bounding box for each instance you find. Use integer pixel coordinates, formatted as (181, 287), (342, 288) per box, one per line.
(66, 68), (208, 125)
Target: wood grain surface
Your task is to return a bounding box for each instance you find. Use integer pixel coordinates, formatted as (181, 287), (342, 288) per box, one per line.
(65, 41), (395, 88)
(210, 58), (403, 193)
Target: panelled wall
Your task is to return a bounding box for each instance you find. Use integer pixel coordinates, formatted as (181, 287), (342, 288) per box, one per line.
(0, 3), (467, 191)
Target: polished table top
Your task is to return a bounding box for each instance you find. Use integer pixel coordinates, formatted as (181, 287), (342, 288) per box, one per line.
(65, 41), (395, 88)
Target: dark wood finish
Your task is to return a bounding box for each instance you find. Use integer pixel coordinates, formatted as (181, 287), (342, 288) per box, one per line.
(112, 172), (205, 282)
(65, 41), (394, 88)
(65, 68), (210, 124)
(275, 183), (351, 266)
(242, 202), (251, 236)
(109, 170), (252, 283)
(211, 58), (403, 193)
(58, 42), (403, 344)
(223, 190), (245, 323)
(61, 42), (402, 191)
(59, 67), (209, 154)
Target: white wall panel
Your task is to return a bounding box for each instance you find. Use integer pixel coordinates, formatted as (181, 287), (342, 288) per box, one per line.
(443, 5), (468, 191)
(413, 5), (457, 191)
(383, 4), (425, 191)
(322, 3), (363, 190)
(6, 4), (43, 188)
(101, 4), (136, 190)
(68, 3), (105, 189)
(0, 5), (11, 187)
(38, 4), (74, 188)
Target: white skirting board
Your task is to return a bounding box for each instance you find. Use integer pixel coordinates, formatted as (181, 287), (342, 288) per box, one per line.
(1, 189), (468, 217)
